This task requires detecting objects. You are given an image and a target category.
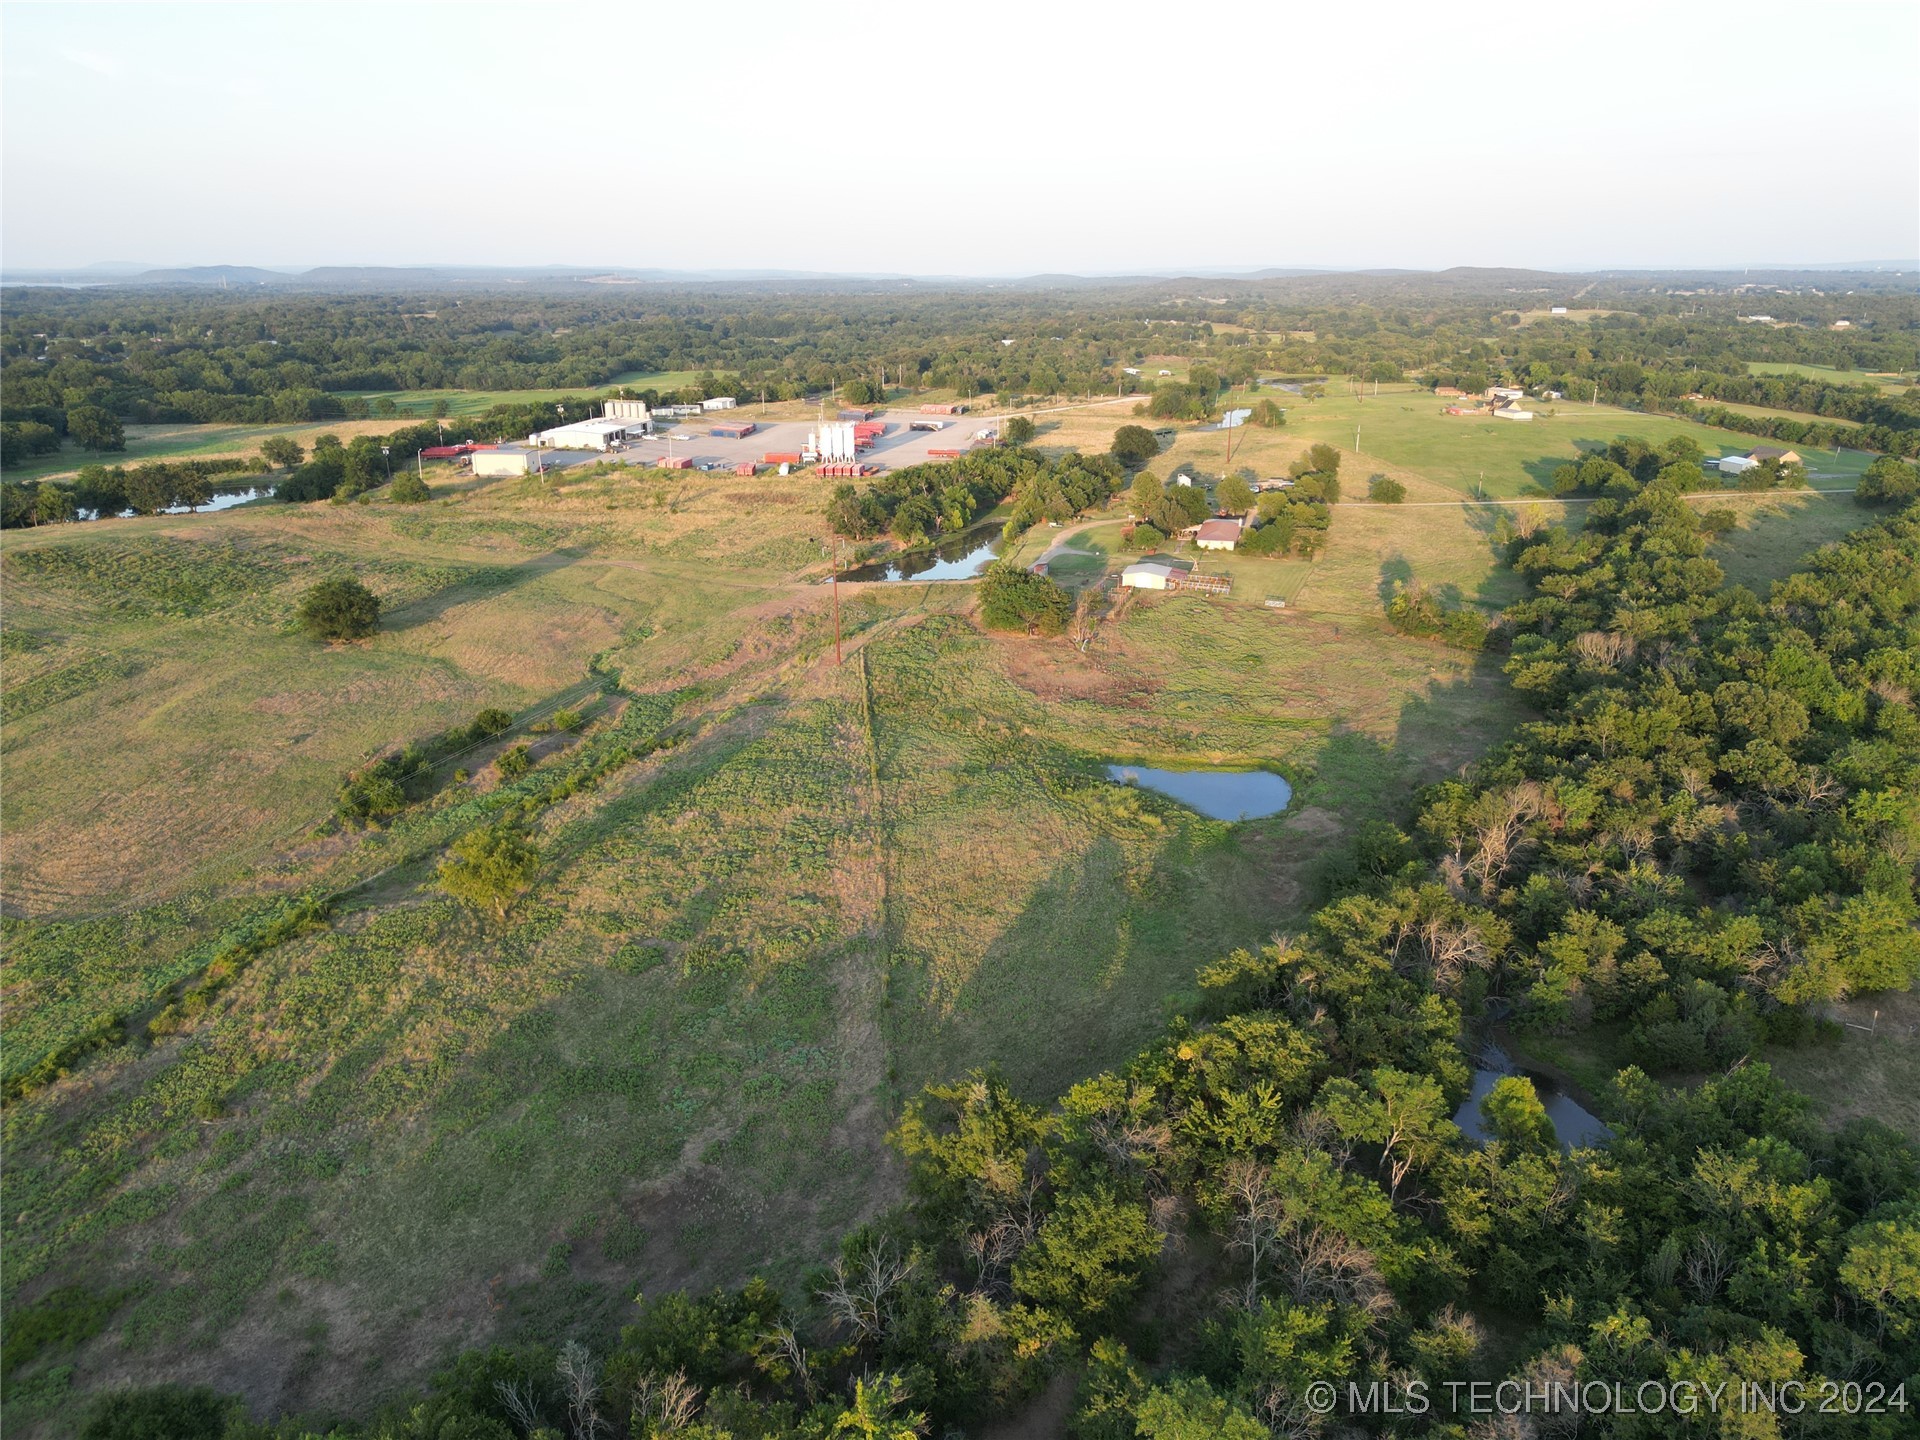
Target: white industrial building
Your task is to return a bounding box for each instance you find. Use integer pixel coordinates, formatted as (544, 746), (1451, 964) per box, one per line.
(1120, 560), (1182, 590)
(1715, 455), (1760, 477)
(472, 448), (540, 477)
(810, 422), (857, 461)
(529, 418), (647, 451)
(602, 399), (652, 423)
(701, 396), (737, 411)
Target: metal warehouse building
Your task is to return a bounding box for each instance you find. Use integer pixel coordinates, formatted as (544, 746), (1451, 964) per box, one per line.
(529, 418), (646, 451)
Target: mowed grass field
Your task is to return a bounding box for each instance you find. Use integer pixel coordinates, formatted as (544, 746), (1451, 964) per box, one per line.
(1, 415), (1531, 1427)
(1032, 383), (1878, 501)
(1746, 361), (1916, 390)
(336, 371), (708, 418)
(1, 419), (404, 485)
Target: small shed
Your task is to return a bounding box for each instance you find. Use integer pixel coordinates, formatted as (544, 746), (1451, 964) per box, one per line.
(1715, 455), (1760, 477)
(1493, 407), (1535, 422)
(1747, 445), (1802, 465)
(701, 397), (737, 411)
(472, 448), (538, 477)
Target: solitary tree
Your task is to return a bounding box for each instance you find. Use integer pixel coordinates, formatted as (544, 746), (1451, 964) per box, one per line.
(1003, 415), (1036, 445)
(1110, 425), (1160, 467)
(389, 470), (430, 503)
(67, 404), (124, 454)
(297, 576), (380, 642)
(260, 436), (304, 470)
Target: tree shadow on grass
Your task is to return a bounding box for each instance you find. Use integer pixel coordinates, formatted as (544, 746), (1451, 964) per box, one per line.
(380, 547), (589, 632)
(1378, 554), (1412, 607)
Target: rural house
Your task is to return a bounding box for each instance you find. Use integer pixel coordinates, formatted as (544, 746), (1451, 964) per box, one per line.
(1195, 518), (1243, 550)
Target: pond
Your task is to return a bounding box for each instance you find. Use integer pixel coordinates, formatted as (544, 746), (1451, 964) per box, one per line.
(1104, 764), (1292, 820)
(168, 487), (271, 514)
(1452, 1043), (1612, 1153)
(837, 524), (1004, 583)
(80, 487), (273, 521)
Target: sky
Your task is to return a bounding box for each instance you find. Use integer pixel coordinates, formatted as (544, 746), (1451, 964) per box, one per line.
(3, 0), (1917, 276)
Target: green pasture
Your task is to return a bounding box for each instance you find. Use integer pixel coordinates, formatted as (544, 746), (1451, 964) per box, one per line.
(1249, 384), (1876, 498)
(1747, 361), (1915, 389)
(337, 372), (708, 418)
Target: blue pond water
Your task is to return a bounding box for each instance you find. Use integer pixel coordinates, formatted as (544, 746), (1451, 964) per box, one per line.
(1452, 1045), (1612, 1153)
(1104, 765), (1292, 820)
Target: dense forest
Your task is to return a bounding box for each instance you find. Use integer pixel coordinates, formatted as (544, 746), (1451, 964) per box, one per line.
(46, 470), (1920, 1435)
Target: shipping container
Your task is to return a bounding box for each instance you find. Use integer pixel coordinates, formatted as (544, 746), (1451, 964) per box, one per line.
(762, 452), (803, 465)
(928, 447), (964, 459)
(733, 462), (758, 476)
(837, 408), (874, 421)
(654, 456), (693, 470)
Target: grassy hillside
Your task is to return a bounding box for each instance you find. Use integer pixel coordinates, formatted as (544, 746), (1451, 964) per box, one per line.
(0, 433), (1521, 1423)
(1, 384), (1899, 1428)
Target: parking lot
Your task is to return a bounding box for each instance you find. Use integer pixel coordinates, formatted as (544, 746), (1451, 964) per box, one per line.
(531, 407), (999, 475)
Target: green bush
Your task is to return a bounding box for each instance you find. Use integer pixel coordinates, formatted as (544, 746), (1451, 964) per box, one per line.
(437, 824), (539, 919)
(978, 562), (1072, 636)
(496, 744), (532, 779)
(388, 469), (430, 503)
(81, 1384), (234, 1440)
(467, 707), (513, 741)
(295, 575), (379, 641)
(1368, 474), (1406, 503)
(2, 1286), (122, 1379)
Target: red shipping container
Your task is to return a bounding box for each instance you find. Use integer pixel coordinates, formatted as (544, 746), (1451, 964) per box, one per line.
(655, 456), (693, 469)
(733, 462), (758, 476)
(762, 452), (802, 465)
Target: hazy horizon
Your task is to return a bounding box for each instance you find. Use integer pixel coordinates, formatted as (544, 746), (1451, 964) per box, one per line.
(4, 0), (1917, 275)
